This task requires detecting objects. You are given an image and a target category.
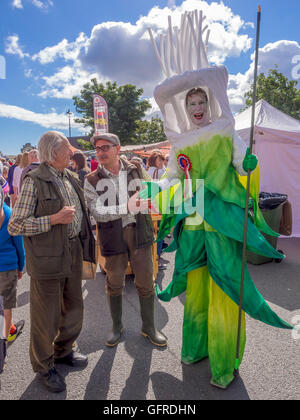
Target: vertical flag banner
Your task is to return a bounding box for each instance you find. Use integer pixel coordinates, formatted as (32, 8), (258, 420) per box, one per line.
(93, 94), (109, 135)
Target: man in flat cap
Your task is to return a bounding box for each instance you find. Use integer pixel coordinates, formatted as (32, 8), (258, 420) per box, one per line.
(84, 133), (167, 348)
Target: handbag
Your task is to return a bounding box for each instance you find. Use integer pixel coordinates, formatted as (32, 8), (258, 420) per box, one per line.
(82, 260), (97, 280)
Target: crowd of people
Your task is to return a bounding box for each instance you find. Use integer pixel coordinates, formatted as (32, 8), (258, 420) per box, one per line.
(0, 134), (170, 393)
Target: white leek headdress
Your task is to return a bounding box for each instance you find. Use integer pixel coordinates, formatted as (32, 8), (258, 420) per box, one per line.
(148, 10), (234, 140)
(148, 10), (210, 76)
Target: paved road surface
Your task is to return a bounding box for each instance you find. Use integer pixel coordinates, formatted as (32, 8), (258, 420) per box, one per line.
(0, 238), (299, 400)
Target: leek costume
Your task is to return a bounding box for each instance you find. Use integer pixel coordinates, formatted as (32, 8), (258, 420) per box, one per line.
(145, 11), (292, 389)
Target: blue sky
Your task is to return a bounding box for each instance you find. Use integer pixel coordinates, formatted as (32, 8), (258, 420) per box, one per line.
(0, 0), (299, 155)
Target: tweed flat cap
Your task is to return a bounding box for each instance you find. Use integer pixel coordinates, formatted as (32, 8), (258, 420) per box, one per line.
(90, 133), (120, 148)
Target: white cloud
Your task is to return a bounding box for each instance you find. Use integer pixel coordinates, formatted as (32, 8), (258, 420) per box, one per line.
(38, 65), (100, 99)
(24, 68), (33, 78)
(5, 35), (29, 59)
(228, 40), (300, 114)
(32, 33), (87, 64)
(79, 0), (253, 94)
(20, 0), (299, 119)
(12, 0), (53, 10)
(168, 0), (176, 9)
(0, 102), (84, 131)
(31, 0), (45, 8)
(12, 0), (23, 9)
(257, 40), (300, 85)
(32, 0), (254, 98)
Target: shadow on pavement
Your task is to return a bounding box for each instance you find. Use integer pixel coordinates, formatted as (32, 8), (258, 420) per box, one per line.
(248, 238), (300, 312)
(77, 272), (110, 355)
(82, 269), (169, 400)
(151, 360), (250, 400)
(84, 346), (118, 400)
(19, 375), (67, 401)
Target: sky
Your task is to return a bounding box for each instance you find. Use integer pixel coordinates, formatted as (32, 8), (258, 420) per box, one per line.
(0, 0), (299, 155)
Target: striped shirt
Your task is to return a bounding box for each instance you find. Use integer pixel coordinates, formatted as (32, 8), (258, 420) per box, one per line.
(8, 164), (83, 238)
(84, 161), (137, 228)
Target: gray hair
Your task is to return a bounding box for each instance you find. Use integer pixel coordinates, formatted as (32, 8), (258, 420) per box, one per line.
(29, 149), (39, 159)
(38, 131), (68, 163)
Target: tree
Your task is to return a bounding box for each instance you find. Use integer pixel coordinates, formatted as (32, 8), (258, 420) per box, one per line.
(76, 139), (94, 151)
(135, 117), (167, 144)
(244, 67), (300, 120)
(73, 79), (152, 145)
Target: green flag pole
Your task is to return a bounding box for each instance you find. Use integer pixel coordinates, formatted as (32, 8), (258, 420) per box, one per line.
(234, 5), (262, 377)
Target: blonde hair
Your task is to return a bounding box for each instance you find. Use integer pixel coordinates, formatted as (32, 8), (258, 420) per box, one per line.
(2, 166), (8, 178)
(20, 152), (29, 169)
(38, 131), (68, 163)
(15, 154), (22, 166)
(28, 149), (39, 162)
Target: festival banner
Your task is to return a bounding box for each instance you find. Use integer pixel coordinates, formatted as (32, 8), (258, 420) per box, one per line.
(93, 94), (109, 135)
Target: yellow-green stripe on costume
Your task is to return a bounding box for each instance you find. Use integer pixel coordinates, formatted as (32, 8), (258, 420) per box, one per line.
(182, 266), (246, 388)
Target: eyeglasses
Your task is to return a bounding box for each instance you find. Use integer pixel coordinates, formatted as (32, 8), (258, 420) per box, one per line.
(95, 144), (117, 152)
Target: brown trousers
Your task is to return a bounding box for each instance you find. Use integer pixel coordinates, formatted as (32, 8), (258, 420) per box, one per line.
(104, 225), (154, 298)
(29, 237), (84, 373)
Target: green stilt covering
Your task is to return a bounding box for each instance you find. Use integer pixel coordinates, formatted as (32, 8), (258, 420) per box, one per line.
(182, 266), (246, 388)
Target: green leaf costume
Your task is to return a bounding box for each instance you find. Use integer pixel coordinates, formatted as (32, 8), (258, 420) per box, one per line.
(148, 12), (292, 389)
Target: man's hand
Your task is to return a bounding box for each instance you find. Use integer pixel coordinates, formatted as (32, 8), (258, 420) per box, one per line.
(17, 271), (23, 280)
(139, 181), (161, 200)
(242, 147), (258, 172)
(127, 191), (150, 214)
(50, 206), (75, 226)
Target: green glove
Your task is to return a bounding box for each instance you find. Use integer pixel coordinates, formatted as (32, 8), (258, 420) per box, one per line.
(242, 147), (258, 172)
(139, 181), (161, 199)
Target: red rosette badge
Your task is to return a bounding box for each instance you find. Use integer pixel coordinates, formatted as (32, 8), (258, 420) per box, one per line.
(177, 154), (192, 198)
(177, 154), (192, 176)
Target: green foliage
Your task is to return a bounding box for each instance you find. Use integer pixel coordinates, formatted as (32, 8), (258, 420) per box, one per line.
(134, 117), (167, 144)
(73, 79), (152, 144)
(76, 139), (94, 151)
(244, 67), (300, 120)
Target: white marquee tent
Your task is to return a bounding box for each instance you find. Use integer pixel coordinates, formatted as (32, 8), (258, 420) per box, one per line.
(235, 99), (300, 237)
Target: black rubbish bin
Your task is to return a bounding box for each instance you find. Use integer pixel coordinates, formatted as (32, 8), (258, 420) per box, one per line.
(247, 192), (288, 265)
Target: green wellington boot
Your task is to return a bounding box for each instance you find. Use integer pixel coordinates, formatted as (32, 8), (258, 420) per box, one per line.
(106, 295), (123, 347)
(139, 294), (167, 347)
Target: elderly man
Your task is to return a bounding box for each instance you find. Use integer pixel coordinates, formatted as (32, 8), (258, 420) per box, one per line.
(8, 131), (95, 393)
(84, 133), (167, 348)
(20, 149), (40, 189)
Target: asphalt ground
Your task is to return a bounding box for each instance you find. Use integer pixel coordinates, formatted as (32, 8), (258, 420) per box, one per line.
(0, 238), (299, 401)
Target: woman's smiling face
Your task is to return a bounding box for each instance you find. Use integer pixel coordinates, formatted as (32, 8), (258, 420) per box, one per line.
(186, 92), (210, 127)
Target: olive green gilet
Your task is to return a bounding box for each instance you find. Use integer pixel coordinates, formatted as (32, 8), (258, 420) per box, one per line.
(86, 158), (154, 257)
(23, 163), (95, 280)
